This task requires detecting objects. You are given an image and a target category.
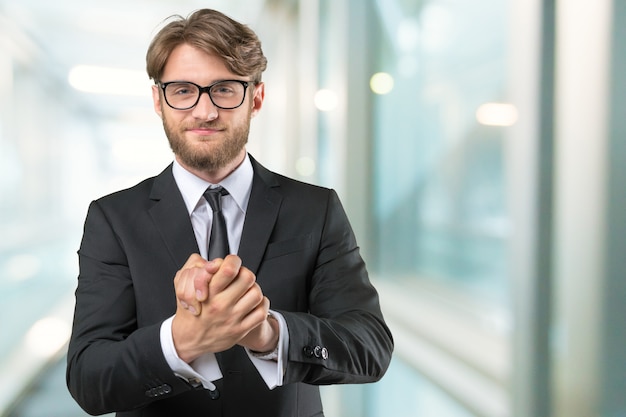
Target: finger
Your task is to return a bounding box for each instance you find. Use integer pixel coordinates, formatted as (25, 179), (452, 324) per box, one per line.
(199, 271), (261, 323)
(177, 254), (211, 308)
(194, 258), (223, 302)
(237, 292), (270, 333)
(233, 283), (266, 321)
(216, 265), (258, 305)
(175, 273), (198, 315)
(208, 255), (243, 294)
(176, 266), (210, 315)
(187, 253), (209, 268)
(203, 258), (222, 274)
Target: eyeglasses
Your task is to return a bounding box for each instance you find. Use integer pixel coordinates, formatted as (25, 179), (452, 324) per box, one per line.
(159, 79), (250, 110)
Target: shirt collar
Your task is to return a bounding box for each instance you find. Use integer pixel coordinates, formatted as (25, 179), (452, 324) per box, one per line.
(172, 154), (253, 216)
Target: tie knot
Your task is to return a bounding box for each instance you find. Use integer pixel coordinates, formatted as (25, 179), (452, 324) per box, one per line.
(204, 186), (229, 212)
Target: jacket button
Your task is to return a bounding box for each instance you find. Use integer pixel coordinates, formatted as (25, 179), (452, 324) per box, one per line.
(303, 345), (314, 357)
(314, 346), (328, 359)
(313, 346), (322, 358)
(145, 384), (172, 398)
(209, 388), (220, 400)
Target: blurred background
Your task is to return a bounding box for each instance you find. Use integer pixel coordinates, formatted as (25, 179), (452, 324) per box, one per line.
(1, 0), (625, 416)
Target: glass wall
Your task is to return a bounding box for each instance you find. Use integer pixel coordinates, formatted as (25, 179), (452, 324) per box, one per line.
(314, 0), (516, 415)
(0, 17), (86, 376)
(317, 1), (626, 416)
(370, 0), (510, 305)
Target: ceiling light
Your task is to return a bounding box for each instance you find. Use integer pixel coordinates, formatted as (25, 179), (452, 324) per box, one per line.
(314, 89), (339, 112)
(476, 102), (519, 127)
(370, 72), (394, 95)
(68, 65), (152, 97)
(26, 317), (71, 358)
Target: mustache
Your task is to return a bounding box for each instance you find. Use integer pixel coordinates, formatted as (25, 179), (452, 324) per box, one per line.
(183, 122), (225, 130)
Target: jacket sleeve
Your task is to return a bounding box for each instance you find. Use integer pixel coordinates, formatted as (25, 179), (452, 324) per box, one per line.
(280, 190), (394, 385)
(66, 200), (193, 415)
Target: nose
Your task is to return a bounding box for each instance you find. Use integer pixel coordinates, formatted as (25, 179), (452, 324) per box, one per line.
(191, 91), (218, 121)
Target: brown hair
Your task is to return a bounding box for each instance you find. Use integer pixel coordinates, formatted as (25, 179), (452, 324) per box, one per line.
(146, 9), (267, 83)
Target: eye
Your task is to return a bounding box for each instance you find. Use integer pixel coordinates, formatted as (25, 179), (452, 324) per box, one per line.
(211, 82), (238, 96)
(168, 83), (197, 96)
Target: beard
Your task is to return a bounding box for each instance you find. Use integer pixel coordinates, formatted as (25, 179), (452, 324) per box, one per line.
(162, 108), (251, 172)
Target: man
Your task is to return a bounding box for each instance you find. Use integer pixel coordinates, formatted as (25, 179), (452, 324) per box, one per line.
(66, 8), (393, 417)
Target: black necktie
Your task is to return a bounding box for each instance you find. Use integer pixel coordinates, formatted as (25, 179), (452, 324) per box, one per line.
(204, 186), (230, 260)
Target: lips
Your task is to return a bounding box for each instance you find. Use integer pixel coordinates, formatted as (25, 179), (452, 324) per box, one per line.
(186, 125), (225, 136)
(190, 128), (220, 134)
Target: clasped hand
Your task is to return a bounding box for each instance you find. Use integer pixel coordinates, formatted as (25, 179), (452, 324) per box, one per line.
(171, 254), (279, 363)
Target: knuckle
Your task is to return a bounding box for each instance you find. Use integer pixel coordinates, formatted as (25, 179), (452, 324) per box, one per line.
(173, 269), (183, 284)
(193, 273), (207, 286)
(247, 286), (264, 306)
(175, 284), (186, 299)
(220, 263), (238, 277)
(254, 287), (264, 303)
(205, 299), (224, 316)
(241, 271), (257, 287)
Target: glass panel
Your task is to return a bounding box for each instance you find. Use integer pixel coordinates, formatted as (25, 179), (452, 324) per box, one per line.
(0, 61), (80, 360)
(366, 358), (477, 417)
(370, 0), (512, 306)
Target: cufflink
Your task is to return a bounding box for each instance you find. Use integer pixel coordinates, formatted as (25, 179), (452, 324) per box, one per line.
(184, 378), (220, 399)
(187, 377), (202, 388)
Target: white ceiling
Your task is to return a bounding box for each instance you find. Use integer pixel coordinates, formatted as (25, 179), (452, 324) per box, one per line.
(3, 0), (266, 67)
(0, 0), (267, 117)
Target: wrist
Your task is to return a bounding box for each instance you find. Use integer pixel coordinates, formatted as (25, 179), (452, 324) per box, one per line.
(171, 315), (202, 363)
(250, 313), (279, 354)
(250, 344), (279, 361)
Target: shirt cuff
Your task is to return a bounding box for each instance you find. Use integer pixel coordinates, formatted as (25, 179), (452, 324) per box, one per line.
(160, 316), (222, 391)
(244, 310), (288, 389)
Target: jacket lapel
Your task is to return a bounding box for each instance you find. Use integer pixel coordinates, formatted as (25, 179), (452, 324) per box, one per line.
(148, 165), (199, 269)
(238, 157), (282, 274)
(145, 158), (282, 272)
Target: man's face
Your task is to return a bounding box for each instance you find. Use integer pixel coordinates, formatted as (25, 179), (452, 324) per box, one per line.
(152, 43), (264, 173)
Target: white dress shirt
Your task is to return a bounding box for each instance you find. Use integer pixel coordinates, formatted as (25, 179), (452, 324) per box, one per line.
(159, 154), (287, 391)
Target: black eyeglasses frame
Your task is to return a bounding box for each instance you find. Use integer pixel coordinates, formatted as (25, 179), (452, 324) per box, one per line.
(158, 79), (250, 110)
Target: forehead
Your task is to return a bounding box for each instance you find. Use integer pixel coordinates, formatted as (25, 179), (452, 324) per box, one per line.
(161, 43), (235, 83)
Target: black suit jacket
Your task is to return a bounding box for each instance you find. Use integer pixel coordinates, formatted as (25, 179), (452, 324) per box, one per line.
(67, 156), (393, 417)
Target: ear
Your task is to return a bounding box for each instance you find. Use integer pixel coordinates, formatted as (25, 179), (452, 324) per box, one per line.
(152, 84), (163, 117)
(250, 82), (265, 118)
